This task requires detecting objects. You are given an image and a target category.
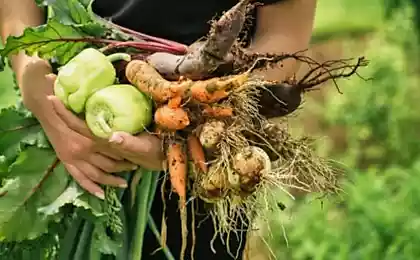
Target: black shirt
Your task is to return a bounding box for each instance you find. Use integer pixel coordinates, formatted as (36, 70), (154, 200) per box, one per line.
(92, 0), (283, 45)
(91, 1), (284, 259)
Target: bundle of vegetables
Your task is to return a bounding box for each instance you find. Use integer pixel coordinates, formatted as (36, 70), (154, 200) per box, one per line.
(0, 0), (368, 259)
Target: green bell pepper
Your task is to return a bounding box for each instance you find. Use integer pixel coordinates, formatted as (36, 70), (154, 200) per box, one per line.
(54, 48), (131, 113)
(85, 84), (153, 139)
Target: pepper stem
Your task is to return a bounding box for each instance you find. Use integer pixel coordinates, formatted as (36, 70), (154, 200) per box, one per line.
(96, 111), (113, 135)
(106, 53), (132, 63)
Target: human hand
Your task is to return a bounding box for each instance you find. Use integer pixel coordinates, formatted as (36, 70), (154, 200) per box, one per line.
(20, 60), (138, 199)
(108, 131), (165, 171)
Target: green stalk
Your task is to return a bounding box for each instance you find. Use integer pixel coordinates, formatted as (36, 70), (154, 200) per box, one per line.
(116, 201), (130, 260)
(147, 214), (176, 260)
(88, 243), (102, 260)
(57, 218), (84, 260)
(147, 172), (160, 212)
(145, 172), (175, 260)
(96, 111), (113, 135)
(106, 53), (131, 63)
(73, 222), (94, 260)
(129, 169), (154, 260)
(73, 221), (93, 260)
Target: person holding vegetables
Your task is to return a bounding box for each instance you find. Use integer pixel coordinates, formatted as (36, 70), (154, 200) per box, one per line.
(0, 0), (317, 258)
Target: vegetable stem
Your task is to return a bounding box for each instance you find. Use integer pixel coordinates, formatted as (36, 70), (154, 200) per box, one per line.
(144, 172), (176, 260)
(106, 53), (132, 63)
(147, 172), (160, 212)
(147, 214), (176, 260)
(109, 22), (187, 52)
(96, 111), (113, 134)
(129, 169), (154, 260)
(57, 217), (84, 260)
(73, 222), (94, 260)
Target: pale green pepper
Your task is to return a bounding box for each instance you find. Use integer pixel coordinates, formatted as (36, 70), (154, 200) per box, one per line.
(85, 84), (153, 139)
(54, 48), (131, 113)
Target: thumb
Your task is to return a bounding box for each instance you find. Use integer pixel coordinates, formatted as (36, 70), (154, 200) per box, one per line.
(45, 73), (57, 93)
(45, 73), (57, 83)
(109, 131), (153, 154)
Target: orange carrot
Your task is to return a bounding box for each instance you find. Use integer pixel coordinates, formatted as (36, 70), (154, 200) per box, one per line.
(125, 60), (190, 103)
(187, 135), (208, 173)
(154, 105), (190, 130)
(167, 142), (187, 198)
(202, 105), (233, 117)
(190, 73), (249, 104)
(125, 60), (249, 104)
(166, 141), (188, 259)
(190, 85), (229, 104)
(168, 96), (182, 109)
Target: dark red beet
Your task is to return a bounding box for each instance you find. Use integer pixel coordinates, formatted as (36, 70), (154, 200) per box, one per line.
(258, 84), (303, 118)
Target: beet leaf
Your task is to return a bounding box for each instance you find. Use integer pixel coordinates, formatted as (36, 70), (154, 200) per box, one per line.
(0, 147), (69, 241)
(0, 19), (107, 70)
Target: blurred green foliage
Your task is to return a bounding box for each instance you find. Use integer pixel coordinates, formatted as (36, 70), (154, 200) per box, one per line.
(385, 0), (420, 36)
(312, 0), (385, 42)
(319, 6), (420, 170)
(269, 163), (420, 260)
(267, 2), (420, 260)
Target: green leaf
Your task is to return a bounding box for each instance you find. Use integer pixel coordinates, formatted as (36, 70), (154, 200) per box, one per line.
(92, 223), (121, 255)
(34, 0), (47, 6)
(0, 19), (104, 66)
(39, 181), (123, 256)
(39, 0), (104, 36)
(0, 147), (70, 241)
(0, 59), (5, 72)
(47, 0), (92, 24)
(0, 62), (19, 109)
(36, 0), (94, 20)
(0, 107), (49, 173)
(38, 181), (105, 218)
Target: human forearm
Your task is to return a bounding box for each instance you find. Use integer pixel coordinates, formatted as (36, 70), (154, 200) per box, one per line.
(0, 0), (48, 83)
(249, 0), (317, 81)
(0, 0), (54, 119)
(248, 35), (312, 81)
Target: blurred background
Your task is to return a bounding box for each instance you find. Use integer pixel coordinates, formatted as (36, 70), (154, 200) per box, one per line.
(1, 0), (419, 259)
(245, 0), (420, 259)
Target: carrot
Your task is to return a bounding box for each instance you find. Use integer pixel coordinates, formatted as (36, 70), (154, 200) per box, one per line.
(125, 60), (249, 104)
(145, 0), (251, 80)
(167, 142), (187, 199)
(190, 83), (230, 104)
(125, 59), (190, 103)
(202, 105), (233, 118)
(166, 142), (188, 260)
(154, 104), (190, 130)
(168, 96), (182, 109)
(187, 135), (208, 173)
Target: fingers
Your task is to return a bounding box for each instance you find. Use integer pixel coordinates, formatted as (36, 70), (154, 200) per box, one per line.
(88, 153), (137, 173)
(99, 150), (124, 161)
(109, 131), (161, 155)
(109, 131), (165, 170)
(65, 163), (105, 199)
(65, 161), (129, 200)
(78, 161), (128, 188)
(48, 95), (93, 137)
